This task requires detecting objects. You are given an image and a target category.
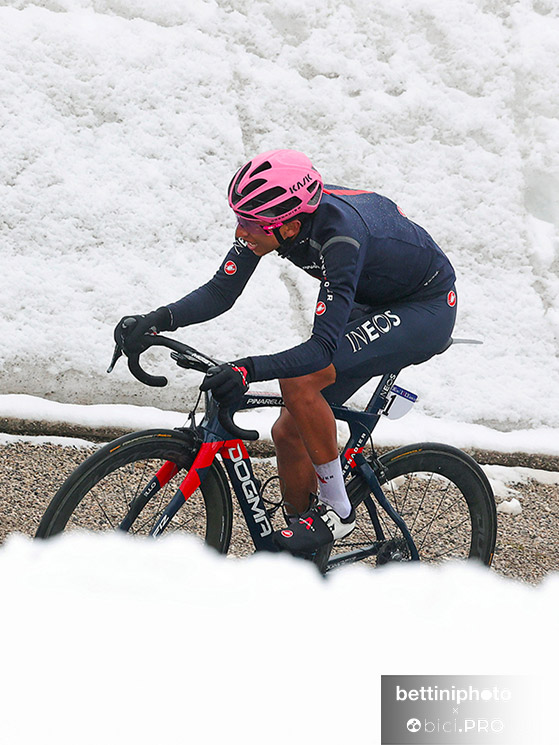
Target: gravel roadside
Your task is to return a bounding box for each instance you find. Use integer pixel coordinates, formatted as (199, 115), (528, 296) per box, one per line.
(2, 439), (558, 584)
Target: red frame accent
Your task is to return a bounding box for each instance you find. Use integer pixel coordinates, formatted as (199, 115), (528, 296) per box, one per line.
(219, 439), (250, 459)
(177, 441), (223, 498)
(344, 446), (364, 469)
(155, 460), (179, 486)
(157, 439), (250, 504)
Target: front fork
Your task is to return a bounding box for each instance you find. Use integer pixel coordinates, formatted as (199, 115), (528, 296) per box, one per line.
(150, 440), (223, 537)
(118, 436), (223, 537)
(118, 459), (180, 532)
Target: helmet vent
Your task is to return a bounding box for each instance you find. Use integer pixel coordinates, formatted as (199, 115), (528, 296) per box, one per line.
(250, 161), (272, 177)
(307, 183), (322, 206)
(240, 178), (267, 197)
(242, 186), (286, 213)
(229, 161), (253, 204)
(256, 196), (302, 219)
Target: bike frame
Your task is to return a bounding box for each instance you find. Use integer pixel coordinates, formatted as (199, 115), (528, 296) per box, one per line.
(141, 370), (420, 566)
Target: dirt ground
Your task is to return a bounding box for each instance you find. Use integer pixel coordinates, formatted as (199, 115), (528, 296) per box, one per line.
(1, 438), (558, 584)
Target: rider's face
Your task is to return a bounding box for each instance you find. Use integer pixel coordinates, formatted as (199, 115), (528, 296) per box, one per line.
(235, 223), (279, 256)
(234, 219), (301, 257)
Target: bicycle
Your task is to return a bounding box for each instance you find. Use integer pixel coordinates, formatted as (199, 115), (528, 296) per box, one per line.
(36, 334), (497, 573)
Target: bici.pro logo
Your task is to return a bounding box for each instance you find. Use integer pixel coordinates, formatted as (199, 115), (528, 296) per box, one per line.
(407, 718), (421, 733)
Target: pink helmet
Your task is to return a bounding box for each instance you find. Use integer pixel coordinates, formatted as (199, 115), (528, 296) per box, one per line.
(228, 149), (323, 225)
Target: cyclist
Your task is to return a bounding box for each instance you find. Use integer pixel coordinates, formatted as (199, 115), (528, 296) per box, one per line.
(114, 149), (457, 556)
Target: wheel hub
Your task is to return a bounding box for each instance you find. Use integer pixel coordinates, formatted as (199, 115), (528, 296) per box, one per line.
(376, 537), (411, 565)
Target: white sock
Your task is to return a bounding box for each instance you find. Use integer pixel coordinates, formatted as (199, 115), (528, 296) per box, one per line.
(314, 457), (352, 518)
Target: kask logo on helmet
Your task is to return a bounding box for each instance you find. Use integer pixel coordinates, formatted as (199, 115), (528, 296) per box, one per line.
(224, 261), (237, 275)
(289, 173), (313, 194)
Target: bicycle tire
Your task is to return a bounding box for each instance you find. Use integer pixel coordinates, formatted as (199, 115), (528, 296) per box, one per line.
(35, 429), (233, 552)
(335, 442), (497, 566)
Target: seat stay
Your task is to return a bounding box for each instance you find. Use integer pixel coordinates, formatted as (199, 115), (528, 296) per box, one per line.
(352, 453), (420, 561)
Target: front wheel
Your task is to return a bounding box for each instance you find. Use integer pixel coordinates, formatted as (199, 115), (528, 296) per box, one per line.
(36, 429), (233, 553)
(335, 443), (497, 566)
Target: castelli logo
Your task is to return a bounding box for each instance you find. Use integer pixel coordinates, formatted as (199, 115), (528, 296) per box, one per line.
(447, 290), (457, 307)
(316, 301), (326, 315)
(281, 529), (293, 539)
(397, 205), (407, 217)
(224, 261), (237, 275)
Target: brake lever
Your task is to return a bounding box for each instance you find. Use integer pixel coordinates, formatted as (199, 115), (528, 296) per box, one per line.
(107, 343), (123, 373)
(108, 317), (139, 373)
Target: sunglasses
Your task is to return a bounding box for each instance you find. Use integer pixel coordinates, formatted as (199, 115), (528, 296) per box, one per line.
(235, 215), (284, 236)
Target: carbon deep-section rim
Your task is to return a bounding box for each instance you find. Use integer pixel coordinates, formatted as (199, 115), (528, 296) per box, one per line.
(335, 443), (497, 567)
(35, 429), (233, 553)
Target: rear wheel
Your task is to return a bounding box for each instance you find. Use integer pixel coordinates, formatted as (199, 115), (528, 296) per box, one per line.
(35, 429), (233, 553)
(333, 443), (497, 566)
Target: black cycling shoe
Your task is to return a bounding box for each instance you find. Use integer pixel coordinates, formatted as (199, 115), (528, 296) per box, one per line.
(281, 504), (301, 527)
(273, 501), (356, 555)
(281, 494), (317, 526)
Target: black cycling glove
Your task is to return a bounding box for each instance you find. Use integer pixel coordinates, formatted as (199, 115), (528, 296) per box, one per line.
(114, 306), (172, 354)
(199, 359), (254, 407)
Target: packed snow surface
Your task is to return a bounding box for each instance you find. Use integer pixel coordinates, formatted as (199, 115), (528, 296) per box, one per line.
(1, 0), (558, 439)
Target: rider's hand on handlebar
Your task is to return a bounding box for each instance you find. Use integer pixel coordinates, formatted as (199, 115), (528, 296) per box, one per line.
(200, 359), (253, 406)
(113, 307), (172, 355)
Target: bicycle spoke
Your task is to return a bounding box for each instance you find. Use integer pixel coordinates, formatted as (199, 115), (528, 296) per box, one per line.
(88, 492), (117, 530)
(417, 515), (471, 552)
(410, 501), (467, 542)
(407, 473), (434, 533)
(407, 479), (454, 545)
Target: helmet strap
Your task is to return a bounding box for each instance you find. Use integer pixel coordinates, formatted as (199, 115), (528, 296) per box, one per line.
(272, 227), (285, 245)
(273, 227), (297, 258)
(274, 215), (311, 258)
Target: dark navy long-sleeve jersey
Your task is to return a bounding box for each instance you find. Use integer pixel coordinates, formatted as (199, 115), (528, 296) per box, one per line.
(166, 187), (456, 382)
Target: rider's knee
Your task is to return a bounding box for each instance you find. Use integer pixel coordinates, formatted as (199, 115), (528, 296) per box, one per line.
(279, 376), (304, 402)
(279, 366), (336, 408)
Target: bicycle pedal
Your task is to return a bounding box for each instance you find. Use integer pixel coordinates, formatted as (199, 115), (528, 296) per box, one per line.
(277, 541), (333, 574)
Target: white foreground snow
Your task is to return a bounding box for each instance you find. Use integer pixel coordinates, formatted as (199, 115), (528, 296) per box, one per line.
(0, 532), (556, 744)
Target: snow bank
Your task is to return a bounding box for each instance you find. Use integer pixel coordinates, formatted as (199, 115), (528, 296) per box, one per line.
(1, 0), (558, 435)
(0, 531), (555, 743)
(2, 392), (559, 457)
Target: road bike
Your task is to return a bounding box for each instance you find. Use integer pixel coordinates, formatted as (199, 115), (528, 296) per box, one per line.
(36, 334), (497, 573)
